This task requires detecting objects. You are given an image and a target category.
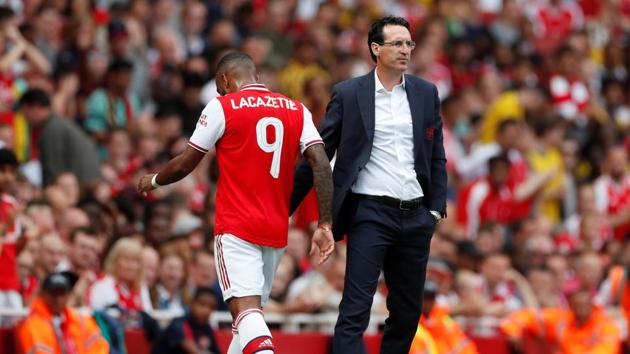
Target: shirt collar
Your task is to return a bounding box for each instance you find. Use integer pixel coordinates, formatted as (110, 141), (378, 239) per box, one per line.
(374, 70), (405, 93)
(239, 83), (270, 92)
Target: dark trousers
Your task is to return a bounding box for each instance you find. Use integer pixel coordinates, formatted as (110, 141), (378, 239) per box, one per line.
(332, 195), (435, 354)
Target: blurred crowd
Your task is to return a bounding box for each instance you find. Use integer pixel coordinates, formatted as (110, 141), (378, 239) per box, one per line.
(0, 0), (630, 352)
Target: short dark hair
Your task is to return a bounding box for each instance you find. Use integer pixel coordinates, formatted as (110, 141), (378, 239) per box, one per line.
(107, 58), (133, 73)
(0, 6), (14, 24)
(215, 52), (256, 76)
(496, 118), (521, 136)
(367, 16), (410, 62)
(19, 88), (51, 107)
(488, 153), (511, 169)
(69, 227), (98, 243)
(193, 286), (217, 301)
(0, 148), (17, 168)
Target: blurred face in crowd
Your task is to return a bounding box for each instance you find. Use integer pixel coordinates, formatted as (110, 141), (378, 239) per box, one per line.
(107, 129), (132, 162)
(159, 254), (185, 292)
(0, 124), (13, 150)
(190, 292), (217, 325)
(110, 69), (132, 96)
(115, 249), (142, 285)
(481, 254), (510, 286)
(0, 164), (16, 192)
(183, 1), (207, 36)
(271, 255), (296, 299)
(17, 251), (34, 283)
(488, 159), (510, 187)
(607, 146), (628, 181)
(43, 289), (70, 315)
(286, 228), (309, 262)
(142, 247), (160, 286)
(527, 269), (556, 297)
(38, 235), (66, 274)
(21, 103), (50, 127)
(546, 254), (570, 284)
(569, 290), (593, 325)
(191, 251), (216, 287)
(496, 121), (521, 150)
(372, 24), (412, 74)
(55, 172), (80, 207)
(575, 253), (603, 289)
(70, 231), (101, 272)
(422, 292), (436, 317)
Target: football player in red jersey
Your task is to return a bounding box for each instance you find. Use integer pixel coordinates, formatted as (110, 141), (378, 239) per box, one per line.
(139, 52), (334, 354)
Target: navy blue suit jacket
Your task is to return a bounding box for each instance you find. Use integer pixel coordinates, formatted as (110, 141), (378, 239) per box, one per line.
(291, 70), (447, 240)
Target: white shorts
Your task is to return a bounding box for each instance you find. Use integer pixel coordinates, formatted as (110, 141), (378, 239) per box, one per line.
(214, 234), (285, 306)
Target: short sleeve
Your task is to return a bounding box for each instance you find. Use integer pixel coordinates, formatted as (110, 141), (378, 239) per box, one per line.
(188, 99), (226, 153)
(299, 105), (323, 154)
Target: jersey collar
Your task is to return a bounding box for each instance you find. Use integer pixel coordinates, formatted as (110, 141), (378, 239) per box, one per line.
(239, 83), (270, 92)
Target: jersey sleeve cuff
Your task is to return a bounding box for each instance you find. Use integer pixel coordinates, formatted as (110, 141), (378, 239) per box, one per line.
(302, 139), (323, 152)
(188, 141), (209, 153)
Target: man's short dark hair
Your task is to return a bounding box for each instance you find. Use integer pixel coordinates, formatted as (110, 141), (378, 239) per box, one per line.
(19, 88), (51, 107)
(367, 16), (410, 62)
(488, 153), (511, 170)
(69, 227), (98, 243)
(107, 58), (133, 73)
(0, 148), (17, 168)
(496, 118), (520, 136)
(0, 6), (14, 24)
(193, 286), (217, 301)
(215, 52), (256, 76)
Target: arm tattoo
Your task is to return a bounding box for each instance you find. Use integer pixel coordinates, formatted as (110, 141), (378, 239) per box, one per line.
(304, 144), (333, 225)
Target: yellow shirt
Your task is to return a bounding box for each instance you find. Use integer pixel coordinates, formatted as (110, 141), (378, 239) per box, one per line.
(480, 91), (524, 143)
(527, 147), (565, 223)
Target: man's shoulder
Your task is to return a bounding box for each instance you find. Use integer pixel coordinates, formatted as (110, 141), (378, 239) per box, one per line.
(333, 75), (366, 93)
(404, 74), (436, 92)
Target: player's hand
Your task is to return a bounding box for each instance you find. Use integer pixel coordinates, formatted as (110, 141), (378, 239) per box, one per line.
(137, 174), (156, 196)
(310, 224), (334, 265)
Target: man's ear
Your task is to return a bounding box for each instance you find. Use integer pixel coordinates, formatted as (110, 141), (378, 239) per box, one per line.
(255, 73), (260, 82)
(370, 42), (380, 59)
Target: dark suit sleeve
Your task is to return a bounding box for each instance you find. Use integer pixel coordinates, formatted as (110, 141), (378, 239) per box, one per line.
(429, 85), (447, 216)
(290, 85), (344, 214)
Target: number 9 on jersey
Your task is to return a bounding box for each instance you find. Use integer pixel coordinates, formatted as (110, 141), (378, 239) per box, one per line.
(256, 117), (284, 179)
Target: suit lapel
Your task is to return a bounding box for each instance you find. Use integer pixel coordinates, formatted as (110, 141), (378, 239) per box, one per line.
(357, 71), (375, 144)
(404, 75), (426, 164)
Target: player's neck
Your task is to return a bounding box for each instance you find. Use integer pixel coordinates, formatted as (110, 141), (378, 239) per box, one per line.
(234, 78), (258, 91)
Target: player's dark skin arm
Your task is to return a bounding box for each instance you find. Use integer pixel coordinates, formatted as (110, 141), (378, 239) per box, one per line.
(303, 143), (333, 226)
(138, 146), (205, 194)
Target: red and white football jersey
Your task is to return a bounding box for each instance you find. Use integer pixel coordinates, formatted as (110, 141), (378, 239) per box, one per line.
(594, 174), (630, 240)
(0, 194), (21, 291)
(188, 84), (322, 248)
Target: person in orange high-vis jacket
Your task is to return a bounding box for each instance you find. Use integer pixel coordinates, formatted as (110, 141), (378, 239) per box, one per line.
(501, 287), (621, 354)
(17, 272), (109, 354)
(410, 280), (479, 354)
(598, 264), (630, 352)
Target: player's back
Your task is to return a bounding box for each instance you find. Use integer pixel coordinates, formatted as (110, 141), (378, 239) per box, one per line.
(213, 84), (309, 247)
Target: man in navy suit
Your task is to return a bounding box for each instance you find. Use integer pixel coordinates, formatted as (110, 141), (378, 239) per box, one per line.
(291, 16), (447, 354)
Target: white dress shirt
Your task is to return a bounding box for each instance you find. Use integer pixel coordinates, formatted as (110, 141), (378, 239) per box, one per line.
(351, 71), (424, 200)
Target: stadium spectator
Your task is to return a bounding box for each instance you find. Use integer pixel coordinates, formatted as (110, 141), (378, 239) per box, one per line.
(0, 148), (21, 313)
(65, 227), (101, 307)
(501, 287), (621, 354)
(409, 280), (479, 354)
(17, 271), (109, 354)
(0, 1), (628, 353)
(151, 286), (221, 354)
(89, 237), (152, 312)
(594, 145), (630, 241)
(149, 252), (188, 313)
(19, 88), (101, 187)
